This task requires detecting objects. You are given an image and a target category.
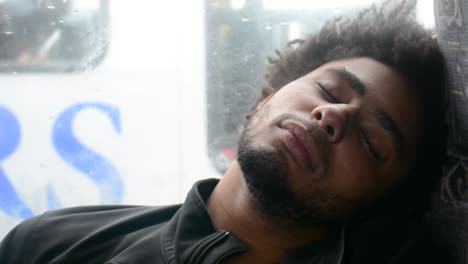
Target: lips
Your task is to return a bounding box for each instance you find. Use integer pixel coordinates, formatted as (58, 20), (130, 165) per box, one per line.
(280, 120), (318, 171)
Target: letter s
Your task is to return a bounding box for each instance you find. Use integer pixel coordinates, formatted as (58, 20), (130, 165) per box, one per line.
(52, 103), (123, 203)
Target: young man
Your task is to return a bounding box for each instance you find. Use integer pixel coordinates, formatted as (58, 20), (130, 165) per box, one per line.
(0, 0), (449, 263)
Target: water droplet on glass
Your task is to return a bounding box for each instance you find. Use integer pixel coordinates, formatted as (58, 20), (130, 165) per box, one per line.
(265, 25), (272, 30)
(213, 51), (218, 56)
(241, 17), (249, 22)
(47, 5), (56, 9)
(280, 21), (288, 25)
(3, 31), (13, 35)
(59, 19), (64, 23)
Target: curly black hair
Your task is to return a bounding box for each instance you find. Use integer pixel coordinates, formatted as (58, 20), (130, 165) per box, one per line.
(251, 0), (447, 216)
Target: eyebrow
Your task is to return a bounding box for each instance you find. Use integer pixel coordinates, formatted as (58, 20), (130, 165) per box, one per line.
(327, 68), (365, 96)
(327, 67), (405, 157)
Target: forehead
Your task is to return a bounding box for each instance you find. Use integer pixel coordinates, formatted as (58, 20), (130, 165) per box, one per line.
(306, 57), (423, 158)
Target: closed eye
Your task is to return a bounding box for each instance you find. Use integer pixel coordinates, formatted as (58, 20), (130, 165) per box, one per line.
(316, 82), (339, 103)
(361, 131), (381, 160)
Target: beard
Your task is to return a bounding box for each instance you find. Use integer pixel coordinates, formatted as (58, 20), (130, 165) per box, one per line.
(237, 111), (357, 229)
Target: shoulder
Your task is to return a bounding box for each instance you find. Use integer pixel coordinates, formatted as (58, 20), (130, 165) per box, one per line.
(392, 230), (453, 264)
(0, 204), (181, 264)
(343, 212), (453, 264)
(0, 213), (44, 264)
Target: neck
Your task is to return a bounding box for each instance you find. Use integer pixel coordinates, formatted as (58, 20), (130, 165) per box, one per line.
(207, 161), (326, 263)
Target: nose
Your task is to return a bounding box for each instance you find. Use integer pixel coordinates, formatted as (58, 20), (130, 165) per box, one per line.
(311, 104), (352, 143)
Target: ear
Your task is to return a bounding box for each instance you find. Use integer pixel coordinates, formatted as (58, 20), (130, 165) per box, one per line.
(257, 94), (274, 109)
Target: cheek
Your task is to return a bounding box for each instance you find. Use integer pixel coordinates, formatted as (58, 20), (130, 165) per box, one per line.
(326, 141), (383, 201)
(268, 85), (320, 111)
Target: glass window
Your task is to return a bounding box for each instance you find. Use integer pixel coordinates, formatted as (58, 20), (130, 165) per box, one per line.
(0, 0), (108, 72)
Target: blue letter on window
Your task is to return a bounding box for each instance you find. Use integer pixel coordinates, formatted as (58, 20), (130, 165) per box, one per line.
(52, 103), (123, 203)
(0, 107), (33, 219)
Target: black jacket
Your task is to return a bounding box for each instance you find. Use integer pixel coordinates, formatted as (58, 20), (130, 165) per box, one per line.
(0, 179), (449, 264)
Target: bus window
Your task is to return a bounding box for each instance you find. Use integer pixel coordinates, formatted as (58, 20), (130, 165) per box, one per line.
(0, 0), (108, 72)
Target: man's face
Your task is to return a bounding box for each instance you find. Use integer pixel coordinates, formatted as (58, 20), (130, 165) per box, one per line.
(237, 57), (422, 227)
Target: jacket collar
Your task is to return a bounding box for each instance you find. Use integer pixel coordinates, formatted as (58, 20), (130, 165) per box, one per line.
(162, 178), (344, 263)
(161, 178), (245, 263)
